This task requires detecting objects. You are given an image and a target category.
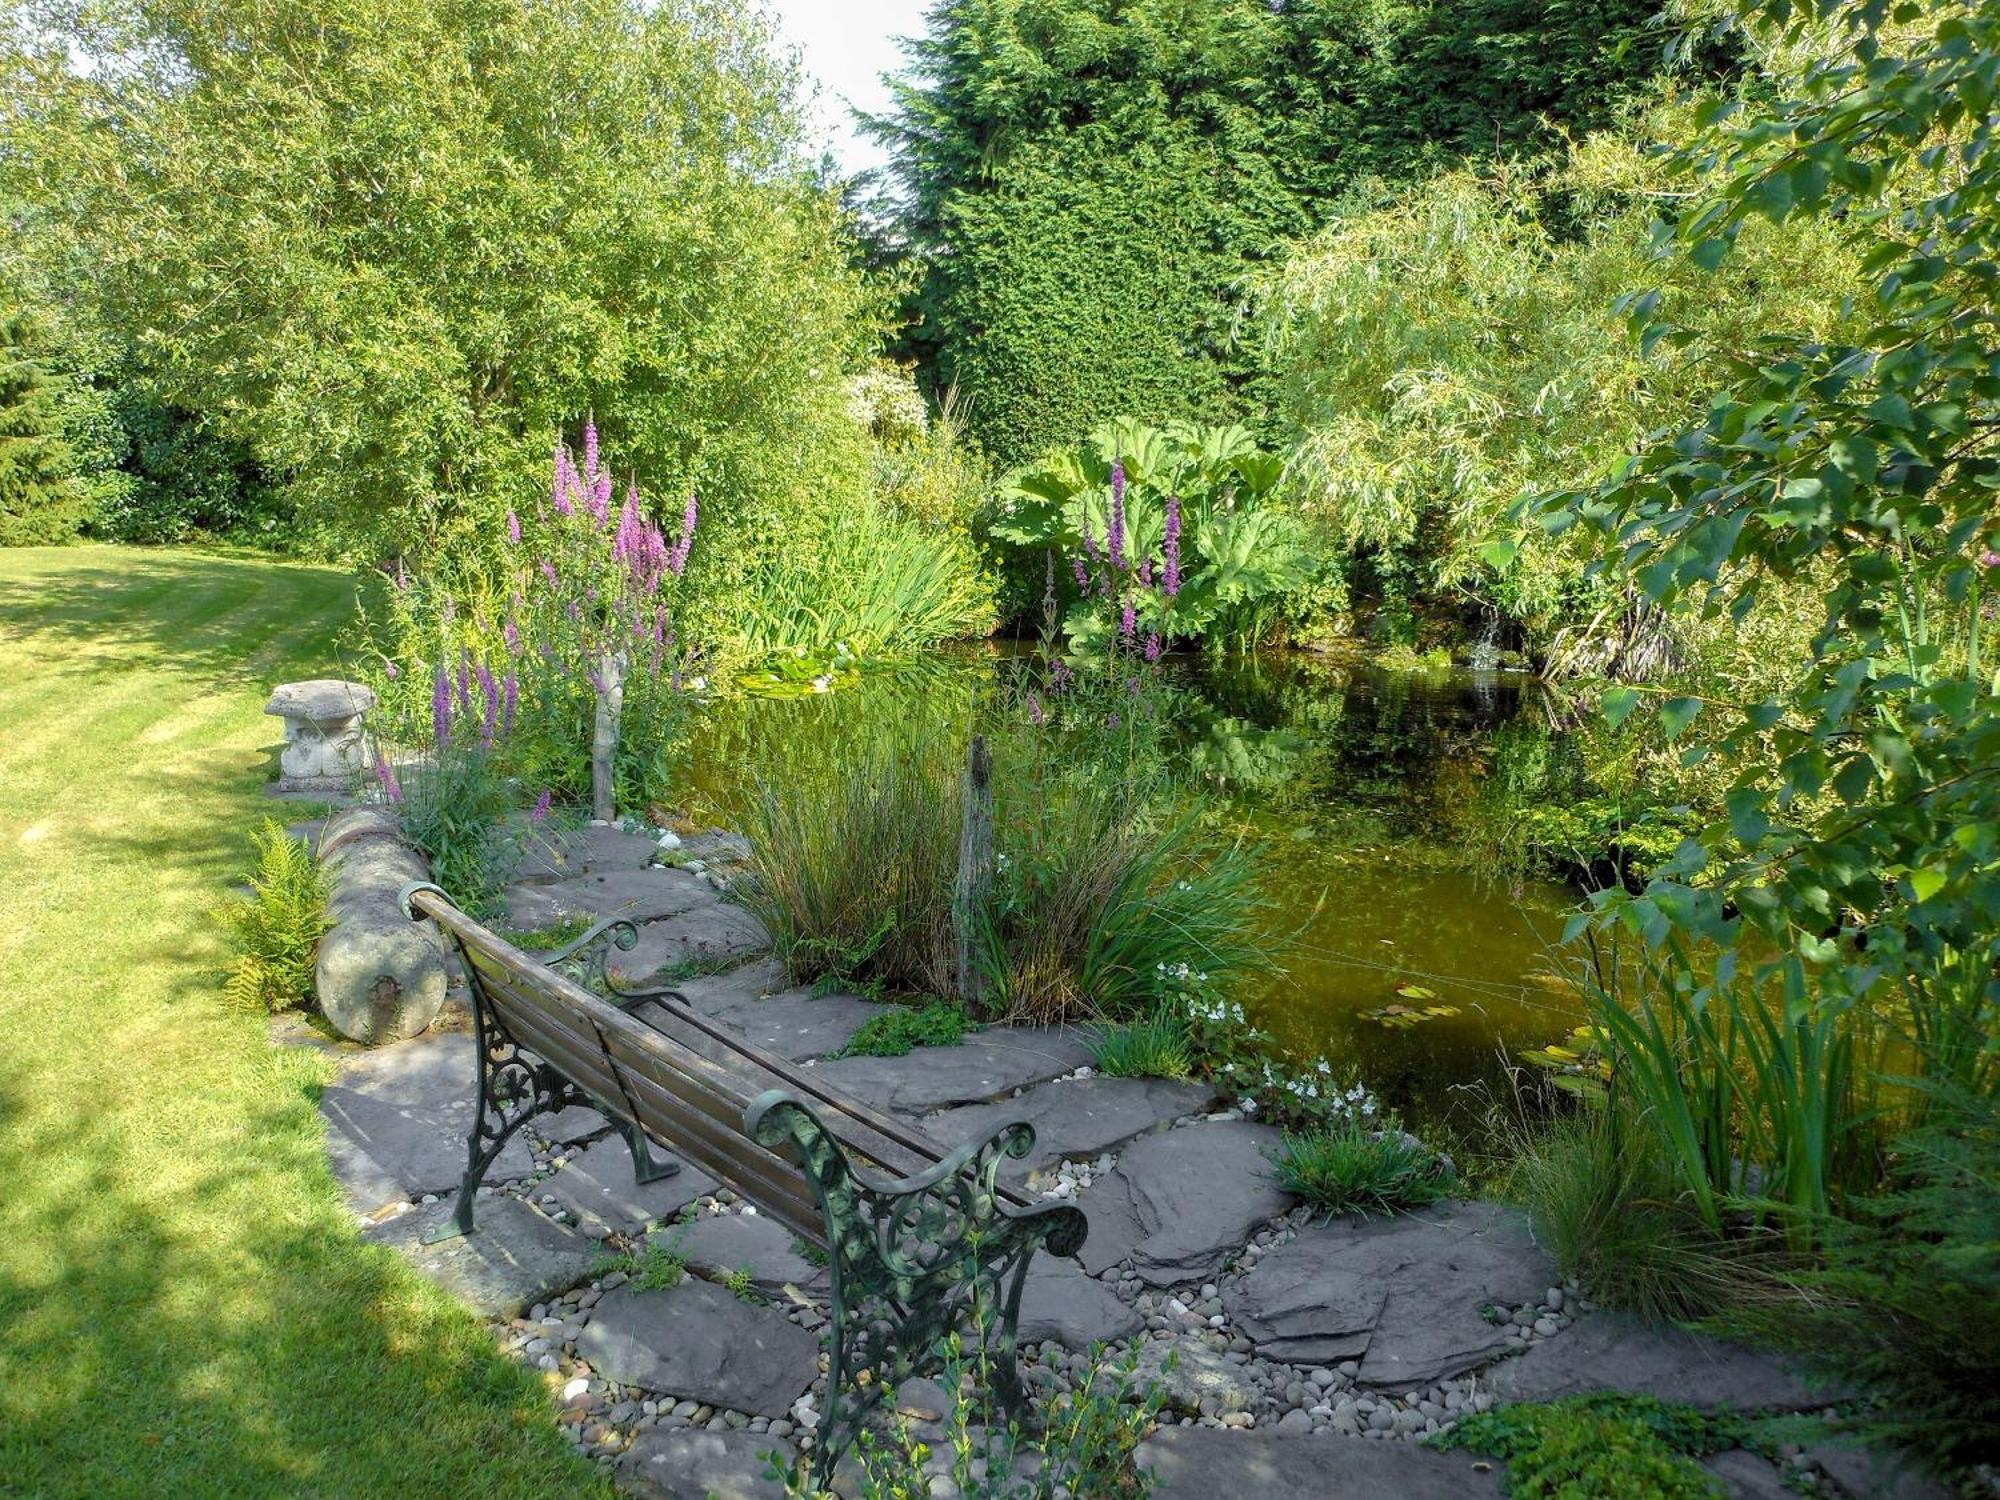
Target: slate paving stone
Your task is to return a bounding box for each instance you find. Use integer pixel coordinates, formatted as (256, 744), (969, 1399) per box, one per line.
(575, 1280), (820, 1417)
(619, 1428), (795, 1500)
(1137, 1428), (1504, 1500)
(810, 1030), (1095, 1115)
(1485, 1309), (1830, 1412)
(1705, 1449), (1803, 1500)
(509, 822), (662, 883)
(1221, 1200), (1553, 1386)
(542, 1132), (716, 1236)
(1074, 1121), (1291, 1285)
(1019, 1257), (1145, 1349)
(1808, 1443), (1955, 1500)
(608, 906), (773, 985)
(320, 1032), (533, 1213)
(923, 1076), (1217, 1179)
(635, 984), (891, 1064)
(656, 1211), (827, 1296)
(668, 956), (789, 1011)
(503, 866), (715, 931)
(528, 1102), (612, 1147)
(366, 1196), (591, 1320)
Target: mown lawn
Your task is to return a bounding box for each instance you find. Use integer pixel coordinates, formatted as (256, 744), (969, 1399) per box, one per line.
(0, 547), (608, 1498)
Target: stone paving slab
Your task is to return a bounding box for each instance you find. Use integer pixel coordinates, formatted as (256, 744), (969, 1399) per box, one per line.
(923, 1076), (1217, 1179)
(366, 1196), (591, 1320)
(1223, 1200), (1554, 1387)
(1484, 1309), (1830, 1412)
(1705, 1449), (1800, 1500)
(809, 1029), (1094, 1115)
(608, 907), (772, 985)
(529, 1102), (612, 1147)
(635, 984), (891, 1064)
(320, 1031), (533, 1212)
(657, 1211), (828, 1297)
(1019, 1257), (1145, 1349)
(1808, 1442), (1955, 1500)
(575, 1280), (820, 1417)
(511, 823), (661, 883)
(1075, 1121), (1291, 1285)
(1136, 1426), (1504, 1499)
(541, 1133), (717, 1237)
(618, 1428), (794, 1500)
(668, 956), (789, 1011)
(503, 866), (716, 931)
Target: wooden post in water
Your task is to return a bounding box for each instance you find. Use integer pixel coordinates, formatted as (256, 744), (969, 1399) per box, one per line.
(954, 735), (995, 1007)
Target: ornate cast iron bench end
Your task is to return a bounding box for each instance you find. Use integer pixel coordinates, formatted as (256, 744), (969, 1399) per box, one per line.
(746, 1088), (1089, 1487)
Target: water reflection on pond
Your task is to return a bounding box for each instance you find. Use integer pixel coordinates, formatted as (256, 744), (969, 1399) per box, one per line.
(682, 647), (1588, 1135)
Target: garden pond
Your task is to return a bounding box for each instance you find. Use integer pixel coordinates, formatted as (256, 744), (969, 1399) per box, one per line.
(677, 648), (1591, 1137)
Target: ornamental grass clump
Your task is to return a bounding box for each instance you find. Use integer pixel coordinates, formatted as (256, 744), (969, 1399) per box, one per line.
(1269, 1088), (1456, 1219)
(214, 818), (330, 1012)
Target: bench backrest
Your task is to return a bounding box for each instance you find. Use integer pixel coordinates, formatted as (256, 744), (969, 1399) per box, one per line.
(409, 887), (1034, 1243)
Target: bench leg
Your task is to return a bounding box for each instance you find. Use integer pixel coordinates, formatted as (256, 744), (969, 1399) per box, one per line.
(621, 1122), (682, 1186)
(422, 1029), (570, 1245)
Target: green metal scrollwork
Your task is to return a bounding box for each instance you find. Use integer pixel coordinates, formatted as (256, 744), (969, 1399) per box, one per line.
(745, 1089), (1088, 1488)
(540, 916), (642, 999)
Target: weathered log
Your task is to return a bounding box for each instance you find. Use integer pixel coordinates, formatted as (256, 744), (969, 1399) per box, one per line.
(314, 807), (448, 1043)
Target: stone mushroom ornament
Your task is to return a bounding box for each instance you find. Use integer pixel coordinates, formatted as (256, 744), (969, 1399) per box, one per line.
(264, 679), (378, 794)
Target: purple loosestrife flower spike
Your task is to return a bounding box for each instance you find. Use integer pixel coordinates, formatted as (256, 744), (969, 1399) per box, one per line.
(1163, 495), (1182, 598)
(1027, 690), (1045, 726)
(457, 653), (473, 718)
(1108, 461), (1127, 570)
(384, 660), (400, 680)
(507, 509), (521, 545)
(590, 470), (613, 529)
(1145, 632), (1162, 662)
(552, 446), (574, 516)
(374, 751), (403, 806)
(1073, 557), (1091, 592)
(1139, 556), (1153, 588)
(1050, 658), (1074, 694)
(502, 669), (517, 736)
(539, 558), (559, 589)
(583, 418), (599, 488)
(1080, 524), (1100, 564)
(1121, 600), (1136, 641)
(431, 665), (453, 749)
(504, 617), (520, 656)
(668, 492), (698, 579)
(531, 789), (551, 823)
(476, 660), (499, 748)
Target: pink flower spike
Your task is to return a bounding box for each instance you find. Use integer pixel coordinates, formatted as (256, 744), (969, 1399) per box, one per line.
(374, 751), (403, 805)
(530, 789), (551, 823)
(384, 661), (400, 681)
(552, 446), (574, 516)
(506, 509), (521, 545)
(583, 418), (599, 487)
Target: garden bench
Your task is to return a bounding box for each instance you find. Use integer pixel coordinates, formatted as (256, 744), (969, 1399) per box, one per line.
(399, 882), (1087, 1485)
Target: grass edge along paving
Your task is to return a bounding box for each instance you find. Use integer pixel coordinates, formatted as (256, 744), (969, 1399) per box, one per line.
(0, 546), (610, 1498)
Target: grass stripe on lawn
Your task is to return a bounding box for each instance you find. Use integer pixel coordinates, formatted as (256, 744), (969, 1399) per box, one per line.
(0, 546), (611, 1499)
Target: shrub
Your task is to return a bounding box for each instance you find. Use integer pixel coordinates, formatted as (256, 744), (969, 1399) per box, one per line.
(777, 1326), (1164, 1500)
(393, 743), (519, 922)
(1721, 1091), (2000, 1472)
(734, 733), (960, 999)
(982, 790), (1276, 1026)
(838, 1002), (973, 1060)
(0, 306), (87, 546)
(1269, 1116), (1455, 1219)
(214, 819), (330, 1012)
(1505, 1101), (1783, 1324)
(1432, 1393), (1742, 1500)
(1087, 1010), (1192, 1081)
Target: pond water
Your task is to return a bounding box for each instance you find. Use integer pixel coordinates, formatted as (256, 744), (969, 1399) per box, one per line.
(679, 648), (1588, 1137)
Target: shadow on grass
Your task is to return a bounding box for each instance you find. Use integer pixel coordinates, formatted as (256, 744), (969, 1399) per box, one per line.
(0, 1066), (604, 1497)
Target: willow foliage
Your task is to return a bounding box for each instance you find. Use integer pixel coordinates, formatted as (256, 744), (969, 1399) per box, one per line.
(1259, 97), (1863, 647)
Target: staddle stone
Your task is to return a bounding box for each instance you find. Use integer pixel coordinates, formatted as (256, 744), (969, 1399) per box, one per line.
(265, 678), (377, 793)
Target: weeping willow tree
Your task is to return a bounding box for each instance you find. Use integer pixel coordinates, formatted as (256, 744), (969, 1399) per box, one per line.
(1257, 92), (1863, 672)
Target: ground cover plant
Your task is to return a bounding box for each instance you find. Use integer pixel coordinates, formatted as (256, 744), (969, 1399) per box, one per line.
(0, 547), (607, 1497)
(1431, 1393), (1752, 1500)
(214, 817), (331, 1012)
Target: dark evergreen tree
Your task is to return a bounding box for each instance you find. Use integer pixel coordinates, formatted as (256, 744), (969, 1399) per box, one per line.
(0, 308), (86, 546)
(870, 0), (1727, 465)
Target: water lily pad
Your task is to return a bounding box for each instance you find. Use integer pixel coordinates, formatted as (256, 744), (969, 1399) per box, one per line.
(1393, 983), (1440, 1001)
(1362, 1002), (1461, 1029)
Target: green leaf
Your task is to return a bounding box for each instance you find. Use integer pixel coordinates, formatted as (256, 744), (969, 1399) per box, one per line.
(1908, 865), (1948, 903)
(1601, 686), (1641, 728)
(1658, 697), (1701, 740)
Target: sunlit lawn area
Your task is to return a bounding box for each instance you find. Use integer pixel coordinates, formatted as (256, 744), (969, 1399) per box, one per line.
(0, 546), (608, 1497)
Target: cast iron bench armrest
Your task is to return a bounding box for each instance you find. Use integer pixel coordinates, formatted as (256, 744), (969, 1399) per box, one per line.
(398, 882), (1085, 1486)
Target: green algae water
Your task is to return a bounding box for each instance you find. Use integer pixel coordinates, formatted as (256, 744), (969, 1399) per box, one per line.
(680, 647), (1588, 1135)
